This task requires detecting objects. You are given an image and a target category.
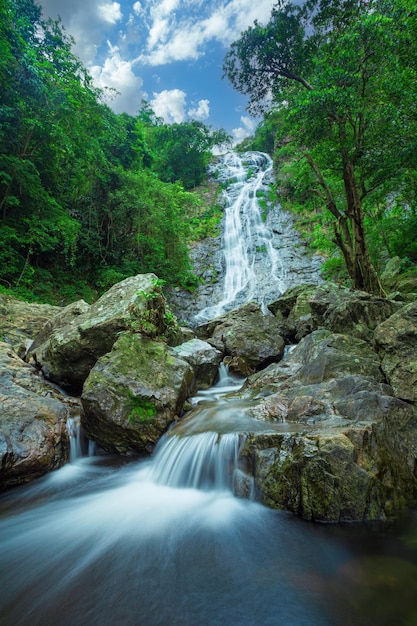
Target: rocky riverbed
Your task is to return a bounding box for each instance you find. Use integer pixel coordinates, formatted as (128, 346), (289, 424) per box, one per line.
(1, 276), (416, 523)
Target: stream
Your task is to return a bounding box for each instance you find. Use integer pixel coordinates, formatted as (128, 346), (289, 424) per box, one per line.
(1, 151), (417, 625)
(1, 370), (417, 625)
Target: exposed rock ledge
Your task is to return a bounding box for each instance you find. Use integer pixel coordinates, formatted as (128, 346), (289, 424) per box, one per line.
(1, 279), (416, 524)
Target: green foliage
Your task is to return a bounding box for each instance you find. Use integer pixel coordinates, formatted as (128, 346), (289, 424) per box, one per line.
(227, 0), (417, 291)
(0, 0), (230, 304)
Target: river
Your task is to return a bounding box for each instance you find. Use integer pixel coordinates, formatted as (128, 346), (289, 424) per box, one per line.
(1, 370), (416, 625)
(1, 152), (416, 625)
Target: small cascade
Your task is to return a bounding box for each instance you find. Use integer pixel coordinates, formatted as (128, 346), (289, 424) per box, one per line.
(67, 415), (95, 461)
(145, 431), (242, 492)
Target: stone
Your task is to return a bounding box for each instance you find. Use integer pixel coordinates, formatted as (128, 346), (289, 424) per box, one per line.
(0, 342), (72, 490)
(195, 302), (289, 375)
(0, 294), (60, 356)
(28, 274), (178, 392)
(172, 338), (222, 389)
(81, 333), (195, 455)
(309, 283), (401, 342)
(373, 300), (417, 401)
(234, 328), (417, 522)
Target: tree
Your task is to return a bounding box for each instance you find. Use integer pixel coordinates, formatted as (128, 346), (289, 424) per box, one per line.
(223, 0), (417, 293)
(223, 2), (313, 116)
(148, 120), (231, 189)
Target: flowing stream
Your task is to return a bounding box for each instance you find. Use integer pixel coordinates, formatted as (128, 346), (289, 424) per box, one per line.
(1, 373), (416, 625)
(1, 153), (417, 625)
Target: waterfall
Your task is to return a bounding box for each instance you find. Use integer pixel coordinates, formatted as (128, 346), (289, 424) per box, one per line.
(67, 415), (95, 461)
(145, 432), (241, 491)
(195, 151), (276, 322)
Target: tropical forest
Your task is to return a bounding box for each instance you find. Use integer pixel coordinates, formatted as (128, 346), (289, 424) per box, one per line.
(2, 1), (417, 624)
(1, 0), (417, 305)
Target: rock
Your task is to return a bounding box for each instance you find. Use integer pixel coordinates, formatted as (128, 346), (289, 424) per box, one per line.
(233, 329), (417, 522)
(81, 333), (195, 455)
(28, 274), (178, 392)
(268, 283), (316, 318)
(381, 256), (403, 282)
(195, 303), (289, 375)
(0, 342), (72, 490)
(309, 283), (401, 342)
(0, 294), (60, 356)
(172, 338), (222, 389)
(373, 300), (417, 401)
(29, 299), (90, 352)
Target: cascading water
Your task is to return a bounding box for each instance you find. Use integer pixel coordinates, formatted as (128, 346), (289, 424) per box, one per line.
(0, 155), (414, 626)
(192, 151), (322, 324)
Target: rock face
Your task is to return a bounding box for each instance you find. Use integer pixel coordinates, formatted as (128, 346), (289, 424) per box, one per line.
(81, 333), (195, 455)
(233, 328), (417, 522)
(0, 342), (72, 489)
(195, 303), (290, 376)
(373, 300), (417, 402)
(27, 274), (177, 392)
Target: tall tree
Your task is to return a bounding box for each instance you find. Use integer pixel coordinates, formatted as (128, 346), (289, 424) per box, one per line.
(223, 0), (417, 293)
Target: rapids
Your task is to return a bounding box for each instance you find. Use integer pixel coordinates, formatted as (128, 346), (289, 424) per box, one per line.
(1, 372), (416, 625)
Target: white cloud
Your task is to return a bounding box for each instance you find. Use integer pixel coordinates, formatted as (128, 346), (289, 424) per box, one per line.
(90, 44), (144, 115)
(188, 99), (210, 120)
(133, 2), (142, 16)
(139, 0), (277, 66)
(98, 2), (123, 25)
(232, 115), (257, 144)
(150, 89), (187, 123)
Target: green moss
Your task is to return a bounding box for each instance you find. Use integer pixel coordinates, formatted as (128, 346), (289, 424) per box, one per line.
(126, 390), (156, 424)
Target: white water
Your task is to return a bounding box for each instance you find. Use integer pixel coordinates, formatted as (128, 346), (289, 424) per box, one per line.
(1, 155), (415, 625)
(196, 152), (283, 322)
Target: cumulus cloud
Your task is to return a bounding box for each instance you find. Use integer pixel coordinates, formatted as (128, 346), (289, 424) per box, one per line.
(133, 1), (142, 15)
(188, 99), (210, 121)
(97, 2), (123, 24)
(90, 43), (144, 115)
(150, 89), (187, 123)
(232, 115), (257, 144)
(139, 0), (277, 66)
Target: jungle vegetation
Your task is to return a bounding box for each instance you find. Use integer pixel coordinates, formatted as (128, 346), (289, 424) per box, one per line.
(0, 0), (229, 303)
(224, 0), (417, 293)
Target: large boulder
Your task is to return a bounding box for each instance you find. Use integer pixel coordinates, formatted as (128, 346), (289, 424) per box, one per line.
(230, 329), (417, 522)
(81, 333), (195, 455)
(195, 303), (289, 375)
(0, 294), (60, 355)
(373, 300), (417, 401)
(309, 283), (401, 342)
(28, 274), (178, 392)
(172, 338), (222, 389)
(0, 342), (72, 490)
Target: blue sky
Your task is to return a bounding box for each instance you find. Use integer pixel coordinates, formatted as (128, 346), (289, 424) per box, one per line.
(38, 0), (278, 142)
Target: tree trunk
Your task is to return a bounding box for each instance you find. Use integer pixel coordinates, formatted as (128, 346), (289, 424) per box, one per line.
(342, 161), (382, 294)
(305, 152), (383, 295)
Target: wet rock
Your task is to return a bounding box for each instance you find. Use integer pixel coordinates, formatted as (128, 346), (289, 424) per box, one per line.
(0, 342), (72, 490)
(0, 294), (60, 356)
(28, 274), (178, 392)
(172, 338), (222, 389)
(235, 329), (417, 522)
(373, 300), (417, 401)
(195, 302), (289, 375)
(81, 333), (195, 455)
(309, 283), (401, 342)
